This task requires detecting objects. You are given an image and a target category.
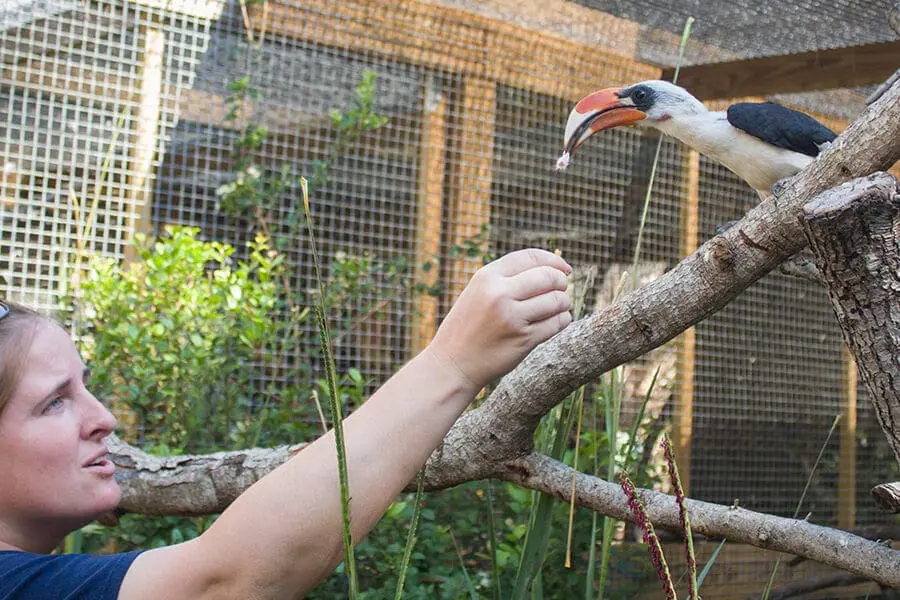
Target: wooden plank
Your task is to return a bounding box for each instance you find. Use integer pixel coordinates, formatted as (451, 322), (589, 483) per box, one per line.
(673, 149), (700, 495)
(124, 26), (164, 261)
(409, 75), (448, 356)
(839, 345), (858, 529)
(0, 62), (137, 104)
(251, 0), (659, 102)
(0, 58), (324, 133)
(663, 40), (900, 100)
(445, 77), (495, 302)
(127, 0), (225, 19)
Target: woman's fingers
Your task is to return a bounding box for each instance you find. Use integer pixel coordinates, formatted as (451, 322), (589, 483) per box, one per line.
(427, 248), (574, 389)
(518, 289), (572, 324)
(509, 265), (570, 300)
(527, 310), (573, 344)
(490, 248), (572, 278)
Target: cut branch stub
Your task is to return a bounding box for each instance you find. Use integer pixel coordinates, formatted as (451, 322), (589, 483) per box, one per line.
(800, 173), (900, 467)
(871, 482), (900, 513)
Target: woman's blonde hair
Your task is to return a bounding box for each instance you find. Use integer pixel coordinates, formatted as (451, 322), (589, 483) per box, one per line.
(0, 301), (43, 414)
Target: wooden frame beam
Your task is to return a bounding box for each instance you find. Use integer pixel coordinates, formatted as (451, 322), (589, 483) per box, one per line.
(410, 75), (448, 355)
(673, 149), (700, 496)
(445, 77), (496, 302)
(663, 40), (900, 100)
(251, 0), (659, 102)
(839, 345), (858, 529)
(124, 26), (164, 261)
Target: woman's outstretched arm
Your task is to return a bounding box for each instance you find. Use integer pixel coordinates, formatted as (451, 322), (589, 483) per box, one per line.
(118, 248), (573, 600)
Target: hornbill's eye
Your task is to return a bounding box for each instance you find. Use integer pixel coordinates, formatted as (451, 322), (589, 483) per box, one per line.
(632, 88), (647, 102)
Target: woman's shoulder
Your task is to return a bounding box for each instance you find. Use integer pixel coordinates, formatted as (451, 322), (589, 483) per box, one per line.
(0, 550), (143, 599)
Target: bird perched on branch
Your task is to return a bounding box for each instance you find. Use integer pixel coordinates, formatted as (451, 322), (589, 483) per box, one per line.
(556, 80), (837, 200)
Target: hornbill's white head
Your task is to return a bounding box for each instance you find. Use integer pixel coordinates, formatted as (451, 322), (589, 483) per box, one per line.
(557, 80), (707, 168)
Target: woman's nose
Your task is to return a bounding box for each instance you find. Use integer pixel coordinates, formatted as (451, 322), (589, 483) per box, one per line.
(83, 394), (118, 439)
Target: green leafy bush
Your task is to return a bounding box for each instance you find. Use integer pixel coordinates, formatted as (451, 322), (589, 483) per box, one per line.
(78, 225), (285, 452)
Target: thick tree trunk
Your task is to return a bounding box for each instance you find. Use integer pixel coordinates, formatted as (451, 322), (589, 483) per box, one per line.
(800, 173), (900, 465)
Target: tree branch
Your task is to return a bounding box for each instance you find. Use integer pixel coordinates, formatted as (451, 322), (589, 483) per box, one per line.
(497, 452), (900, 588)
(109, 434), (306, 516)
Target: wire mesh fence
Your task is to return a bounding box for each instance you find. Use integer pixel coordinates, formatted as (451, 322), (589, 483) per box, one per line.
(1, 0), (895, 596)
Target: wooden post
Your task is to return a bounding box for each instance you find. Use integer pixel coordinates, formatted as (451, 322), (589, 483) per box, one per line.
(674, 149), (700, 494)
(838, 345), (858, 529)
(445, 77), (496, 302)
(409, 75), (448, 356)
(124, 26), (164, 260)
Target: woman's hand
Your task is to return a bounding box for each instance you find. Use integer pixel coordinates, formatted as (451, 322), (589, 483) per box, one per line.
(427, 248), (573, 392)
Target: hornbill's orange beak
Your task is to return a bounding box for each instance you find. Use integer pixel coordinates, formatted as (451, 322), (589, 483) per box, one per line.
(557, 87), (647, 169)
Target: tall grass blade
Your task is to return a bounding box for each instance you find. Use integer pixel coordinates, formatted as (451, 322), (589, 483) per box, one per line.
(597, 369), (622, 599)
(622, 365), (660, 472)
(563, 267), (596, 568)
(513, 269), (594, 598)
(662, 434), (698, 599)
(565, 389), (586, 568)
(450, 528), (480, 600)
(760, 414), (841, 599)
(487, 482), (502, 600)
(531, 572), (544, 600)
(393, 469), (426, 600)
(512, 459), (566, 598)
(629, 15), (695, 285)
(697, 538), (727, 590)
(585, 512), (600, 600)
(601, 17), (694, 599)
(628, 11), (694, 306)
(301, 177), (358, 597)
(585, 398), (601, 599)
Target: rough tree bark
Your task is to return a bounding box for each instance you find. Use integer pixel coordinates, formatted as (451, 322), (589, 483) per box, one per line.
(108, 78), (900, 585)
(800, 172), (900, 512)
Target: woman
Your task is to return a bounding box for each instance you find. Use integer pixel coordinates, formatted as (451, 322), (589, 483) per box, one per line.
(0, 248), (572, 599)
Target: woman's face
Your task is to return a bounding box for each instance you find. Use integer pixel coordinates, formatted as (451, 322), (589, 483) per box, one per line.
(0, 319), (120, 551)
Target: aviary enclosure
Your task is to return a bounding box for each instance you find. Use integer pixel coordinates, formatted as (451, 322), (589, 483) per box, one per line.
(1, 0), (898, 597)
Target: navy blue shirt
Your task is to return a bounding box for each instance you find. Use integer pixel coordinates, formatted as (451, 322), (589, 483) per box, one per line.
(0, 550), (143, 599)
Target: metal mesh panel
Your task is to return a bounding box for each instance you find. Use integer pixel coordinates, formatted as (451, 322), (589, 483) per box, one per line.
(153, 18), (427, 379)
(1, 0), (894, 596)
(1, 1), (211, 309)
(692, 159), (845, 520)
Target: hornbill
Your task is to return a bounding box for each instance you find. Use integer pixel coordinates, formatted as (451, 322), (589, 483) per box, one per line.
(557, 80), (837, 199)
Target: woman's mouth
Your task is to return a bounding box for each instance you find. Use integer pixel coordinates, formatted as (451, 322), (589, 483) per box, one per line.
(84, 456), (116, 476)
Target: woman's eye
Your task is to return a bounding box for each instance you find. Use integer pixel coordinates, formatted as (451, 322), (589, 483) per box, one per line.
(43, 397), (65, 414)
